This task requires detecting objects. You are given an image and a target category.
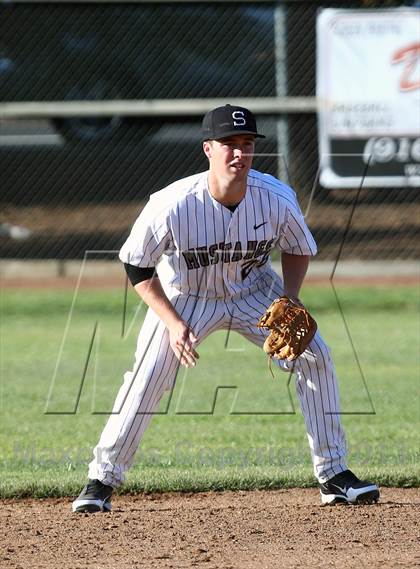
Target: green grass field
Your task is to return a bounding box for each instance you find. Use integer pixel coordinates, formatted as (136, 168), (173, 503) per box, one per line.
(0, 284), (419, 498)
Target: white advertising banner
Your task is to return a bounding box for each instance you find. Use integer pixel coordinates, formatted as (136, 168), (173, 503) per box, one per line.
(317, 8), (420, 188)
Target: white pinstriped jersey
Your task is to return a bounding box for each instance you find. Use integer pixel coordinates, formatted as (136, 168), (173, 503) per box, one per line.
(119, 169), (317, 298)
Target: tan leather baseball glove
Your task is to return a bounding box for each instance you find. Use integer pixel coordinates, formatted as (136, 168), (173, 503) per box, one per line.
(257, 296), (317, 362)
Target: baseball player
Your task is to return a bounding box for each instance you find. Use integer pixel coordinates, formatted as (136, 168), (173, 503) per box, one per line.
(72, 104), (379, 512)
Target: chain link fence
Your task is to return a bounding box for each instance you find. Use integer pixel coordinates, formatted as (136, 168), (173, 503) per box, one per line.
(0, 0), (418, 264)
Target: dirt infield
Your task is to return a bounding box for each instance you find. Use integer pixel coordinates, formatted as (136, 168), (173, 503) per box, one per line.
(2, 199), (419, 262)
(1, 488), (419, 569)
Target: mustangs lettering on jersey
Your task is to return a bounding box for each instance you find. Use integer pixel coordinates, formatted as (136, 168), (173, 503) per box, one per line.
(181, 238), (275, 280)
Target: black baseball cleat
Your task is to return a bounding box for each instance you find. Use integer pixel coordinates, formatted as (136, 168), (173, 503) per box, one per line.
(72, 479), (114, 513)
(319, 469), (380, 505)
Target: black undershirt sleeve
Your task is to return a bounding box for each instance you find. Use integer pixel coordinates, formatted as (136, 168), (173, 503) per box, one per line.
(124, 263), (156, 286)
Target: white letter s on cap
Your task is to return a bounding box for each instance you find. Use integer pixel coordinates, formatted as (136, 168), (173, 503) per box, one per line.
(232, 111), (246, 126)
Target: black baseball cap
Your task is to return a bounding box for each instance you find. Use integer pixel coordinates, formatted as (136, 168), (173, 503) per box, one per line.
(201, 104), (265, 142)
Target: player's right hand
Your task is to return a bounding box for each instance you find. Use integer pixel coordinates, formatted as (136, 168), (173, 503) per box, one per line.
(168, 321), (199, 368)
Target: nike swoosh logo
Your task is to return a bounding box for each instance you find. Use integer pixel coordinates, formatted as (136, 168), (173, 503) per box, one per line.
(331, 483), (347, 494)
(253, 221), (267, 230)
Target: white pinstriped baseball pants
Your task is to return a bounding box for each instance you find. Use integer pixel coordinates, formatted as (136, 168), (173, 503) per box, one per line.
(88, 273), (347, 486)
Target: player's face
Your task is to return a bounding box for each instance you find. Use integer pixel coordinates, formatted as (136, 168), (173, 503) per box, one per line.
(203, 135), (255, 182)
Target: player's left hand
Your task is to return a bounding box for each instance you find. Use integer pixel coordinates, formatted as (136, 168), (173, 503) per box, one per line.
(257, 296), (317, 361)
